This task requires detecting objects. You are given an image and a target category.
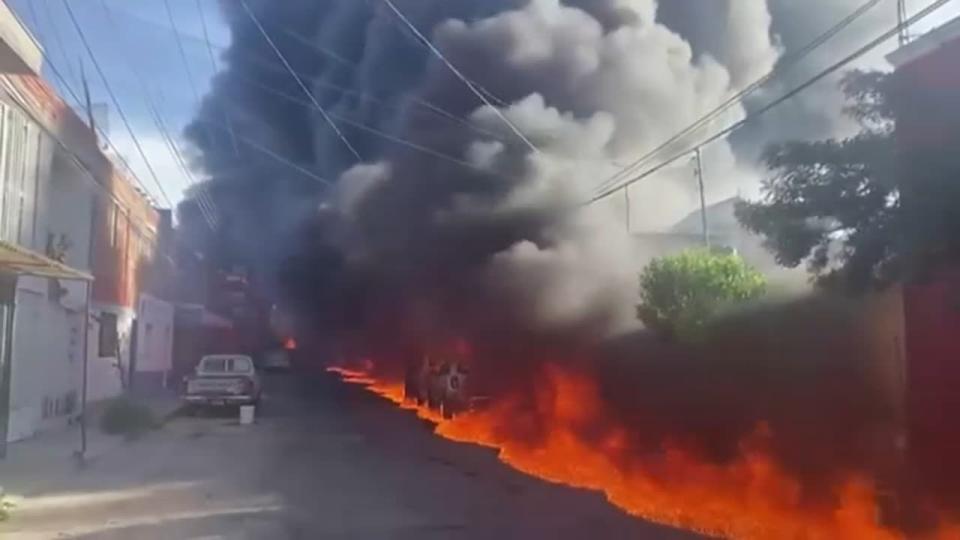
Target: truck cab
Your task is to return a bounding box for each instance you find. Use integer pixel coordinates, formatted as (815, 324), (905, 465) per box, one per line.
(405, 352), (471, 419)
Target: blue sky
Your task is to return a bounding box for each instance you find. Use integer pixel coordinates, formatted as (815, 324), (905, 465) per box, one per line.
(8, 0), (960, 209)
(10, 0), (231, 208)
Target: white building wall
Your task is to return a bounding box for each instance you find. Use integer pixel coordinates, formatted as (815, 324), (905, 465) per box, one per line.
(6, 277), (85, 442)
(136, 294), (174, 376)
(0, 90), (98, 442)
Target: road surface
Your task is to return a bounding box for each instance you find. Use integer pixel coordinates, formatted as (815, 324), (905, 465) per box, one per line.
(2, 373), (699, 539)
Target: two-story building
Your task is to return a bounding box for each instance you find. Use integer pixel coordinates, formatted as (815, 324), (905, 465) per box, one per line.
(0, 2), (175, 449)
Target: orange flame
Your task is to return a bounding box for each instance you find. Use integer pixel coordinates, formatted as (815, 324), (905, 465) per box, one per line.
(328, 364), (959, 539)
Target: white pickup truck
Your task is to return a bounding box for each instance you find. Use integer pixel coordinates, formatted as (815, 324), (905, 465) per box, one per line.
(182, 355), (262, 409)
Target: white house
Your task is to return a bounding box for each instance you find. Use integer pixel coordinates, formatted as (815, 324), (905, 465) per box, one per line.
(0, 4), (175, 448)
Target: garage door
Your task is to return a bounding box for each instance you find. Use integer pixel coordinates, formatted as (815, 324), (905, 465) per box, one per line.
(7, 288), (43, 442)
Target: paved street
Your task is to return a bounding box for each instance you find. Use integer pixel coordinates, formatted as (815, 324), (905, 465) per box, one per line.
(1, 373), (697, 539)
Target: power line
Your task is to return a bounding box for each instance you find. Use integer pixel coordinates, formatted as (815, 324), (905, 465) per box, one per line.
(17, 5), (162, 207)
(28, 0), (80, 90)
(185, 14), (629, 177)
(97, 0), (217, 230)
(192, 117), (333, 186)
(214, 77), (496, 177)
(2, 8), (164, 238)
(16, 1), (162, 206)
(589, 0), (954, 206)
(361, 4), (509, 107)
(274, 30), (511, 143)
(99, 0), (327, 207)
(238, 0), (363, 162)
(379, 0), (540, 154)
(594, 0), (887, 197)
(196, 0), (241, 156)
(163, 0), (239, 192)
(151, 93), (219, 228)
(162, 0), (201, 103)
(102, 8), (516, 153)
(61, 0), (173, 208)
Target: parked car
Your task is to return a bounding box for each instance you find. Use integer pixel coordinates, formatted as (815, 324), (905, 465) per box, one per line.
(182, 354), (262, 410)
(260, 348), (292, 372)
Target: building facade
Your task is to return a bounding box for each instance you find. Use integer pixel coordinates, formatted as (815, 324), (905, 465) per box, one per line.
(0, 4), (174, 445)
(886, 15), (960, 505)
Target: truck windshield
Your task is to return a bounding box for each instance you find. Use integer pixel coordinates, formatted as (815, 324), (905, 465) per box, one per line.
(201, 357), (252, 373)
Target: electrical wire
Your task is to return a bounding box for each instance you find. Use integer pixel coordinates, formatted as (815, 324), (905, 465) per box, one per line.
(27, 0), (80, 90)
(359, 3), (508, 107)
(18, 3), (161, 207)
(380, 0), (539, 154)
(593, 0), (888, 197)
(163, 0), (239, 212)
(191, 117), (333, 186)
(162, 0), (201, 103)
(196, 0), (241, 157)
(274, 31), (510, 143)
(61, 0), (174, 208)
(588, 0), (955, 206)
(96, 6), (516, 152)
(2, 6), (163, 240)
(104, 1), (334, 193)
(238, 0), (363, 162)
(216, 78), (498, 177)
(97, 0), (218, 230)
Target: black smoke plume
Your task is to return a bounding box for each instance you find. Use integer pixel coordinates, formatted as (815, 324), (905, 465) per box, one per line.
(182, 0), (948, 532)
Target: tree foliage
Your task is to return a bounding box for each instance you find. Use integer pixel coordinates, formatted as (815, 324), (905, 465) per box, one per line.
(638, 250), (766, 338)
(735, 70), (902, 290)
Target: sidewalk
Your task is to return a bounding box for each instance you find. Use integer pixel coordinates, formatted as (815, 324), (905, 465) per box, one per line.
(0, 392), (182, 501)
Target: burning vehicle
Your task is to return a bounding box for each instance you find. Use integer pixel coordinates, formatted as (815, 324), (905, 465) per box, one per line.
(404, 349), (472, 419)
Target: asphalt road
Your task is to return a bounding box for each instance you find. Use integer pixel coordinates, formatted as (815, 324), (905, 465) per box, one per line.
(3, 373), (699, 540)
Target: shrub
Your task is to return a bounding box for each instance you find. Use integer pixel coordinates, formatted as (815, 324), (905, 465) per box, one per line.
(639, 249), (766, 340)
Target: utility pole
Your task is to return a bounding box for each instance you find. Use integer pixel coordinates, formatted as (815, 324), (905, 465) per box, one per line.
(78, 61), (95, 466)
(623, 185), (631, 234)
(694, 147), (709, 248)
(80, 61), (97, 147)
(898, 0), (911, 47)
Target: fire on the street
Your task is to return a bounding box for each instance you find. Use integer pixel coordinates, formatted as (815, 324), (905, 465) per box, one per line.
(328, 365), (959, 539)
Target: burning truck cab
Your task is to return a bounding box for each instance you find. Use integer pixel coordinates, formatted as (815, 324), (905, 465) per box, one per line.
(404, 343), (473, 419)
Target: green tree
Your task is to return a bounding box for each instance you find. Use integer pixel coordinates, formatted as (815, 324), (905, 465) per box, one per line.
(736, 71), (900, 290)
(638, 249), (766, 338)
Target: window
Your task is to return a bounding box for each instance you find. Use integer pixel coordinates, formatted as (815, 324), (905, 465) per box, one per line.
(200, 356), (252, 374)
(0, 106), (42, 248)
(231, 357), (252, 372)
(202, 357), (227, 373)
(98, 312), (119, 357)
